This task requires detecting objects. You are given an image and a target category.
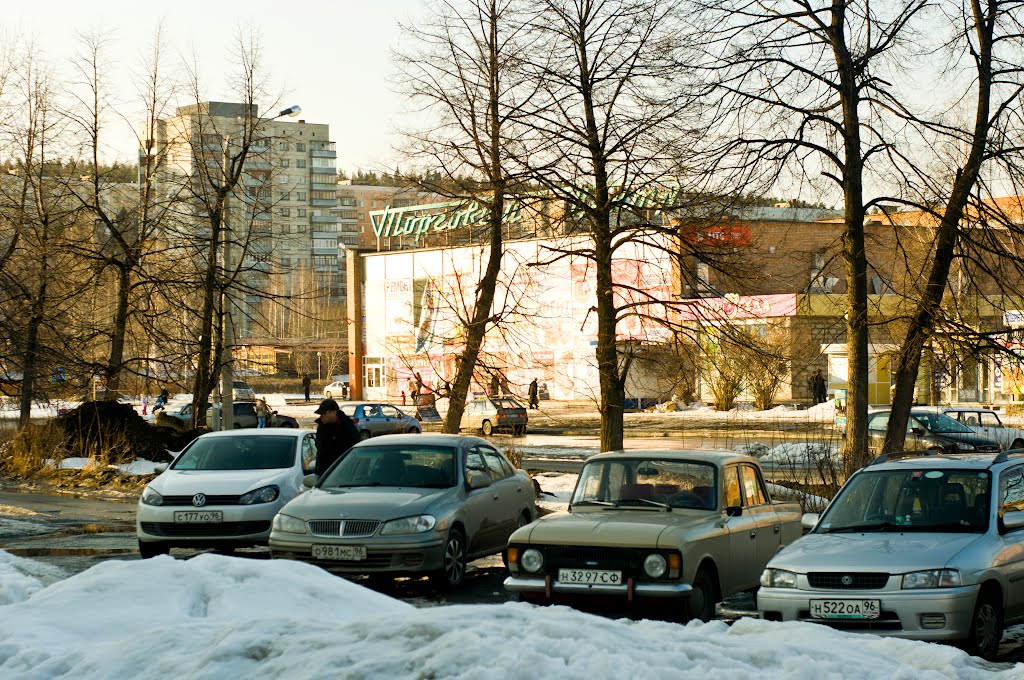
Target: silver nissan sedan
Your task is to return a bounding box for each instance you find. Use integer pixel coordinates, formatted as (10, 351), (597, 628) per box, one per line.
(268, 433), (536, 587)
(757, 451), (1024, 660)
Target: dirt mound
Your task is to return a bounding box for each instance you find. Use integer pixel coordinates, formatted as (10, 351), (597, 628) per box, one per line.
(55, 400), (203, 463)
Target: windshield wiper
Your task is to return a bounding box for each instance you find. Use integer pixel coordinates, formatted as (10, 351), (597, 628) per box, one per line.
(571, 500), (615, 507)
(615, 498), (671, 509)
(825, 521), (899, 534)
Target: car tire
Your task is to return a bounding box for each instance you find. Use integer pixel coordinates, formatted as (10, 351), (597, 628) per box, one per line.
(685, 568), (717, 623)
(431, 527), (467, 588)
(1012, 439), (1024, 450)
(406, 426), (420, 434)
(513, 425), (526, 436)
(481, 420), (493, 436)
(233, 423), (242, 430)
(359, 430), (371, 441)
(138, 540), (170, 559)
(964, 591), (1002, 660)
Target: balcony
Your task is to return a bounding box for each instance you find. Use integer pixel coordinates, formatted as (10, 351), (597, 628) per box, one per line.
(312, 198), (338, 207)
(311, 148), (337, 159)
(311, 214), (339, 224)
(311, 183), (337, 192)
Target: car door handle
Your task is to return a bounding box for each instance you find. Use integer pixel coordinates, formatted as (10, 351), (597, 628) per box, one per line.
(750, 530), (757, 539)
(774, 525), (780, 534)
(493, 494), (500, 501)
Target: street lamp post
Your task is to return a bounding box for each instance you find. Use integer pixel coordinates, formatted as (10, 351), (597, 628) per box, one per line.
(218, 104), (302, 430)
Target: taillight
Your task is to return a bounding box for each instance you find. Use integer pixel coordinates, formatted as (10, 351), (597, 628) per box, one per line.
(352, 418), (359, 423)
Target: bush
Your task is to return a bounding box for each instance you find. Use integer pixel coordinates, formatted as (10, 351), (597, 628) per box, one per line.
(1, 422), (68, 478)
(54, 400), (202, 463)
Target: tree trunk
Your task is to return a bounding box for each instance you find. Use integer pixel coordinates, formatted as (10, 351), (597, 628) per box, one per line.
(103, 264), (131, 399)
(594, 210), (623, 451)
(191, 207), (222, 427)
(19, 256), (47, 427)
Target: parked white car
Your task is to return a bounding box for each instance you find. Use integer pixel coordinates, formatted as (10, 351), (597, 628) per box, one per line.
(323, 380), (349, 400)
(940, 407), (1024, 451)
(136, 429), (317, 558)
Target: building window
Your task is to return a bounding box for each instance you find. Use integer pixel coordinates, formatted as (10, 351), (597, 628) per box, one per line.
(297, 159), (307, 168)
(297, 192), (307, 201)
(280, 257), (291, 268)
(280, 192), (291, 201)
(279, 207), (290, 217)
(277, 174), (290, 184)
(296, 223), (307, 233)
(280, 159), (289, 168)
(297, 208), (306, 217)
(295, 142), (306, 152)
(358, 200), (364, 207)
(314, 238), (337, 249)
(278, 141), (289, 151)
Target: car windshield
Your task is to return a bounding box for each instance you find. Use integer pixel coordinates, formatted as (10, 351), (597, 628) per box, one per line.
(571, 458), (717, 510)
(817, 468), (991, 534)
(321, 445), (457, 489)
(172, 435), (296, 471)
(912, 411), (973, 434)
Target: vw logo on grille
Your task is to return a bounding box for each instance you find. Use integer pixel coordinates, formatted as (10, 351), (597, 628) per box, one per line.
(192, 493), (207, 507)
(841, 575), (854, 586)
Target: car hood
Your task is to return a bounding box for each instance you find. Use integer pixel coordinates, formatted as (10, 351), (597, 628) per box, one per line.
(150, 468), (292, 495)
(769, 532), (983, 573)
(280, 486), (452, 520)
(513, 509), (711, 548)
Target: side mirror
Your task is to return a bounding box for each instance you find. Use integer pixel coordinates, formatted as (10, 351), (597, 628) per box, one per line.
(801, 513), (820, 530)
(725, 505), (743, 517)
(911, 427), (924, 436)
(466, 471), (491, 490)
(303, 474), (317, 488)
(153, 464), (167, 474)
(1002, 510), (1024, 531)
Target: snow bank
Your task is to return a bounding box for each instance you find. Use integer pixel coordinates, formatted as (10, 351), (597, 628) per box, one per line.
(56, 457), (161, 476)
(743, 442), (841, 467)
(0, 551), (1016, 679)
(0, 551), (64, 606)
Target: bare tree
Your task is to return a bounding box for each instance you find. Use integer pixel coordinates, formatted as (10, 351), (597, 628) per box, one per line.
(883, 0), (1024, 451)
(516, 0), (708, 451)
(700, 0), (928, 471)
(397, 0), (537, 433)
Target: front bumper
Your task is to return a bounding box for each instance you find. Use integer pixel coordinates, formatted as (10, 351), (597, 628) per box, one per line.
(504, 575), (692, 599)
(136, 502), (281, 547)
(269, 532), (446, 574)
(757, 585), (979, 641)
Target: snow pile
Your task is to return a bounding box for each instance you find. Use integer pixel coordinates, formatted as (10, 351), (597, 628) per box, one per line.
(0, 551), (1017, 679)
(0, 551), (64, 605)
(57, 457), (162, 476)
(753, 442), (841, 467)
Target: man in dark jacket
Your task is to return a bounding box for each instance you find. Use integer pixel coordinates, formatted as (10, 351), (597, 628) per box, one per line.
(314, 398), (360, 476)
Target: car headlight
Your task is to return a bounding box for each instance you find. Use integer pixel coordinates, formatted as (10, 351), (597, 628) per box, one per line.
(272, 513), (307, 534)
(760, 568), (797, 588)
(956, 442), (975, 452)
(520, 548), (544, 573)
(902, 569), (961, 589)
(141, 487), (163, 506)
(239, 485), (280, 505)
(644, 553), (667, 578)
(379, 515), (436, 535)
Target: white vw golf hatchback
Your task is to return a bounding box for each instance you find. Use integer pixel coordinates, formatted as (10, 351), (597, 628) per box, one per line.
(136, 429), (317, 558)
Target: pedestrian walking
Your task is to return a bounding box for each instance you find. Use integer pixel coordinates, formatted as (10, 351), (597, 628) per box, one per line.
(255, 397), (271, 428)
(314, 398), (360, 476)
(141, 395), (149, 416)
(302, 374), (312, 403)
(813, 369), (827, 404)
(528, 378), (539, 410)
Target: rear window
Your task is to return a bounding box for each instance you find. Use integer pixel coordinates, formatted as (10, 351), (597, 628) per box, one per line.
(495, 398), (523, 409)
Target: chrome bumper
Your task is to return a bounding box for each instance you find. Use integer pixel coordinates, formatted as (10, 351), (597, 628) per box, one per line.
(504, 576), (692, 598)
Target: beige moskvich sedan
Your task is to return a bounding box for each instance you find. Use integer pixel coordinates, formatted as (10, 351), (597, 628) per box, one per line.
(504, 450), (802, 620)
(270, 434), (536, 587)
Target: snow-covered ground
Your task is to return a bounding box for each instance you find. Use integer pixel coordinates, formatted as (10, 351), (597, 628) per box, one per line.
(0, 550), (1017, 678)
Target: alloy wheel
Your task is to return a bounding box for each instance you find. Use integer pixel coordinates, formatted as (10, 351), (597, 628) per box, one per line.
(442, 531), (466, 585)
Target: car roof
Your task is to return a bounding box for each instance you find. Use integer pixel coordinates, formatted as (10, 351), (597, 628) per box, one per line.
(350, 433), (485, 448)
(864, 453), (999, 472)
(584, 449), (758, 466)
(197, 428), (309, 439)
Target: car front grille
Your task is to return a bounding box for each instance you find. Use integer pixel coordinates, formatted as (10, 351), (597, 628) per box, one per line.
(807, 572), (891, 589)
(539, 546), (649, 576)
(308, 519), (381, 538)
(972, 444), (1000, 453)
(140, 521), (270, 537)
(159, 495), (242, 506)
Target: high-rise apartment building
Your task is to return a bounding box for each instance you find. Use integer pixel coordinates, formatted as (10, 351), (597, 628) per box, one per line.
(152, 102), (341, 341)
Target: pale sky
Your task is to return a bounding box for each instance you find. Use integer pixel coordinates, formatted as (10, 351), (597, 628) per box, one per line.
(12, 0), (424, 173)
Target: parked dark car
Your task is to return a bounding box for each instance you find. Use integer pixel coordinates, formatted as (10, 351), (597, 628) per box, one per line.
(867, 409), (1001, 454)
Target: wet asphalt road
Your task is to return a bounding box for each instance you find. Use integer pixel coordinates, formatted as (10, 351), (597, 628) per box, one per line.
(0, 488), (1022, 667)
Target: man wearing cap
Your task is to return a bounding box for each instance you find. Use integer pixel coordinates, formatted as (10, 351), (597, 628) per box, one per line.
(314, 398), (360, 476)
